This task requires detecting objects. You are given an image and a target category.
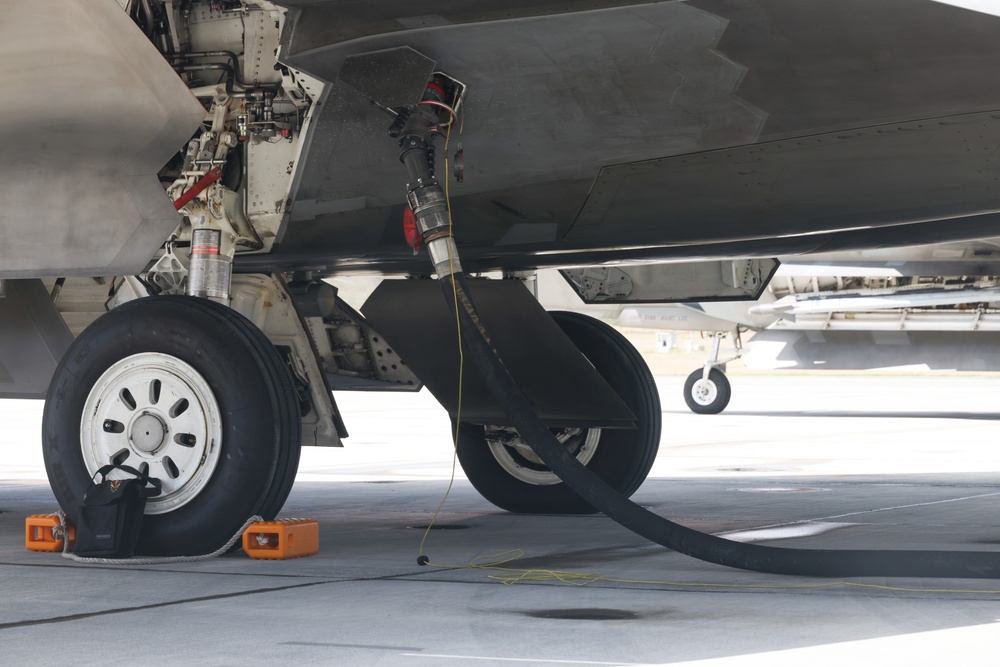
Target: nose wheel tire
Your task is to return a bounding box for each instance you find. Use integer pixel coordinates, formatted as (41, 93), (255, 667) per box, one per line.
(42, 296), (301, 556)
(456, 310), (661, 514)
(683, 368), (731, 414)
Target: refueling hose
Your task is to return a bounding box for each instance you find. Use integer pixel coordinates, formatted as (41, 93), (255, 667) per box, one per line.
(392, 79), (1000, 579)
(442, 272), (1000, 579)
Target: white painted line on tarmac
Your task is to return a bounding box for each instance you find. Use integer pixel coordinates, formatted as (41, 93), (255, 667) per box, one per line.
(806, 491), (1000, 523)
(402, 654), (645, 665)
(730, 491), (1000, 538)
(720, 522), (848, 543)
(708, 491), (1000, 543)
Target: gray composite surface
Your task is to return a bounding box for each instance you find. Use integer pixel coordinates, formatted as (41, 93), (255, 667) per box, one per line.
(2, 375), (1000, 665)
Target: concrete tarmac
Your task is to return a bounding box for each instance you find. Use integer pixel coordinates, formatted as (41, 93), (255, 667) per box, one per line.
(2, 375), (1000, 665)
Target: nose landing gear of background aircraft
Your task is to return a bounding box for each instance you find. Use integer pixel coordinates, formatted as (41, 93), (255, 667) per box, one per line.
(683, 329), (743, 414)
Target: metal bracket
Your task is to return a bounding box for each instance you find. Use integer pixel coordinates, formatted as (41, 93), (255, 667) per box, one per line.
(230, 274), (344, 446)
(292, 281), (423, 391)
(147, 243), (190, 295)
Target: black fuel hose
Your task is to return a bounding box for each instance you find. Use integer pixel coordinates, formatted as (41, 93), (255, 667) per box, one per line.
(443, 273), (1000, 578)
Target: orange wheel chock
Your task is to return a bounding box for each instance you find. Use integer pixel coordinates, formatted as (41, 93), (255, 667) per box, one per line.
(242, 518), (319, 560)
(26, 514), (75, 552)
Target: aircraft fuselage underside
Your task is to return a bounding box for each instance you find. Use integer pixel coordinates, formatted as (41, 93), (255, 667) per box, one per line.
(254, 0), (1000, 275)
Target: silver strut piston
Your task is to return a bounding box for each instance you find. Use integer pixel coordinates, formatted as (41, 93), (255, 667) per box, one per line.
(187, 228), (231, 302)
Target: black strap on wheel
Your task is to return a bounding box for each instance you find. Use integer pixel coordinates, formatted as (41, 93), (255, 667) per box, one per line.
(443, 273), (1000, 579)
(94, 463), (163, 498)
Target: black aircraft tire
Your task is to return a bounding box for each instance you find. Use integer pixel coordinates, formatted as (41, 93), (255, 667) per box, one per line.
(204, 298), (302, 522)
(42, 296), (301, 556)
(683, 368), (731, 415)
(456, 310), (661, 514)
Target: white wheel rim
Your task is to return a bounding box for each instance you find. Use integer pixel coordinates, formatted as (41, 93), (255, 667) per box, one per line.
(691, 379), (718, 406)
(80, 352), (223, 514)
(486, 426), (601, 486)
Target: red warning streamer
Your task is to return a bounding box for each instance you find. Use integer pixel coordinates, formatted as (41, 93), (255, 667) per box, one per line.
(173, 167), (223, 210)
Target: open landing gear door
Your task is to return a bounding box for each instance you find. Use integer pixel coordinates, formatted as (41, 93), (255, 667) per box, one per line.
(362, 279), (636, 429)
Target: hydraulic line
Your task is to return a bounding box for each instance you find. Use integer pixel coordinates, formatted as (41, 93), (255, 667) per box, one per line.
(179, 51), (249, 88)
(173, 64), (235, 95)
(393, 80), (1000, 579)
(172, 56), (282, 95)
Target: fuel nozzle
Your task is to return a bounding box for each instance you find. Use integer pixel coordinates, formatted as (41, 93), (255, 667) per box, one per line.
(393, 79), (462, 277)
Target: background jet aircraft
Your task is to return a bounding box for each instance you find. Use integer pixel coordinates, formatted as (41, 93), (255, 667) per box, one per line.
(540, 237), (1000, 413)
(3, 0), (1000, 558)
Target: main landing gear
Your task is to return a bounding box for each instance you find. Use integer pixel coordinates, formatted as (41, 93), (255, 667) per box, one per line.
(42, 296), (301, 556)
(456, 311), (661, 514)
(683, 329), (742, 414)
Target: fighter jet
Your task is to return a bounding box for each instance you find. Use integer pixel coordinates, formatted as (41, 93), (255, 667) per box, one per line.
(541, 238), (1000, 414)
(3, 0), (1000, 559)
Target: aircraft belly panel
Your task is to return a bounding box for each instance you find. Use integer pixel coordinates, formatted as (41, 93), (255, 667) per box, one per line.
(565, 111), (1000, 246)
(284, 2), (763, 203)
(278, 3), (765, 248)
(278, 0), (663, 54)
(690, 0), (1000, 138)
(270, 0), (1000, 272)
(0, 0), (205, 279)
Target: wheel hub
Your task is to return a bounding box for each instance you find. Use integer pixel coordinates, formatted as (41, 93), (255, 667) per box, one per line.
(485, 426), (601, 486)
(129, 412), (167, 453)
(692, 379), (718, 405)
(80, 352), (223, 514)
